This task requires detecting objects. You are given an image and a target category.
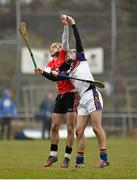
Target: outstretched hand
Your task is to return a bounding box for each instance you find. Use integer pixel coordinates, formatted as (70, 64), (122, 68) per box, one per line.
(66, 16), (75, 25)
(60, 15), (75, 25)
(60, 15), (68, 25)
(34, 68), (43, 76)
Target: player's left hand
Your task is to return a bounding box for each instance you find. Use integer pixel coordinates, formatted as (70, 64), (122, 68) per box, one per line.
(66, 16), (75, 25)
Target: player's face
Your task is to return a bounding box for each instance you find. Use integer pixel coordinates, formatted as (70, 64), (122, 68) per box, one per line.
(50, 43), (62, 57)
(67, 49), (76, 60)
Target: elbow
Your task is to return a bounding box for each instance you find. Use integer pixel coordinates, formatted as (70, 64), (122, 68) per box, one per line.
(62, 43), (69, 52)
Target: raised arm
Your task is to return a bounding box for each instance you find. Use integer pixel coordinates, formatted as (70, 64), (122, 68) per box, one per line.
(72, 24), (84, 53)
(67, 16), (86, 61)
(60, 15), (69, 52)
(67, 17), (84, 53)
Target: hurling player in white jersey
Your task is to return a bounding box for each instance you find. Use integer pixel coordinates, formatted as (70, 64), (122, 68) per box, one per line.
(58, 16), (109, 168)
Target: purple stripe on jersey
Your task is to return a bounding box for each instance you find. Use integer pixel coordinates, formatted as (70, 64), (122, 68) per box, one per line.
(77, 52), (86, 61)
(92, 88), (102, 110)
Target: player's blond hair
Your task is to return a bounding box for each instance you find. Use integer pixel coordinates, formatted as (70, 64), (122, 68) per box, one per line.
(50, 42), (62, 54)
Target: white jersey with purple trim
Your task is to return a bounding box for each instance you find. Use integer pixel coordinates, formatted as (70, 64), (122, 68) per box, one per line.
(69, 61), (94, 97)
(69, 61), (103, 115)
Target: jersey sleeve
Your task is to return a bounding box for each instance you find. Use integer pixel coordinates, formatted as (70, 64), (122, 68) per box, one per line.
(72, 24), (84, 53)
(62, 25), (69, 52)
(72, 24), (86, 61)
(42, 71), (70, 81)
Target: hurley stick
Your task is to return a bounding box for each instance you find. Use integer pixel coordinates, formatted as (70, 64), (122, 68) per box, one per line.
(19, 22), (37, 68)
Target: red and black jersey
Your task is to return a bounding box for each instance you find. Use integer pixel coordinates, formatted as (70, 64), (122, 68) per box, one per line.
(46, 49), (75, 94)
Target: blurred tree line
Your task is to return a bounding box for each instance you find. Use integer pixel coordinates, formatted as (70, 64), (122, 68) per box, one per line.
(0, 0), (137, 112)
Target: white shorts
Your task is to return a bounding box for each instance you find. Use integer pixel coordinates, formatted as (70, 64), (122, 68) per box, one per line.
(77, 89), (103, 116)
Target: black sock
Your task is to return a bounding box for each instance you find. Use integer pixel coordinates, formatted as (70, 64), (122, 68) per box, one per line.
(50, 144), (58, 151)
(65, 146), (72, 154)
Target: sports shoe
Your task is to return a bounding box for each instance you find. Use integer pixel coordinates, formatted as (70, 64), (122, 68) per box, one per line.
(96, 159), (109, 168)
(60, 157), (70, 168)
(43, 156), (58, 167)
(75, 163), (85, 168)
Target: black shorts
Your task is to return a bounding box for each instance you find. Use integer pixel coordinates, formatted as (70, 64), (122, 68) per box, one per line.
(54, 92), (79, 114)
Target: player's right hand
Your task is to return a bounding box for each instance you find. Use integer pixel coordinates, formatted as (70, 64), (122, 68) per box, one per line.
(60, 15), (68, 25)
(51, 70), (59, 77)
(34, 68), (43, 75)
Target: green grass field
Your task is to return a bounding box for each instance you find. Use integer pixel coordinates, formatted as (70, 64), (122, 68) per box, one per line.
(0, 137), (136, 179)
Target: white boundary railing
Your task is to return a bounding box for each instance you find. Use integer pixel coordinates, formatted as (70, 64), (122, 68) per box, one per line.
(14, 112), (137, 137)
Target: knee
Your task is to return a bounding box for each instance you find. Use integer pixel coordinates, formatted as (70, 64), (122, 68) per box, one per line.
(51, 123), (60, 133)
(67, 126), (74, 136)
(92, 125), (102, 135)
(75, 128), (84, 139)
(67, 122), (74, 134)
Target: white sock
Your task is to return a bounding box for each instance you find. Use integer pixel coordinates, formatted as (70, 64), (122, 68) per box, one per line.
(50, 151), (57, 157)
(64, 153), (71, 159)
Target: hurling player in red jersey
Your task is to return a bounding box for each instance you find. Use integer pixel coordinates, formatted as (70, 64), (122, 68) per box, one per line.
(35, 15), (79, 168)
